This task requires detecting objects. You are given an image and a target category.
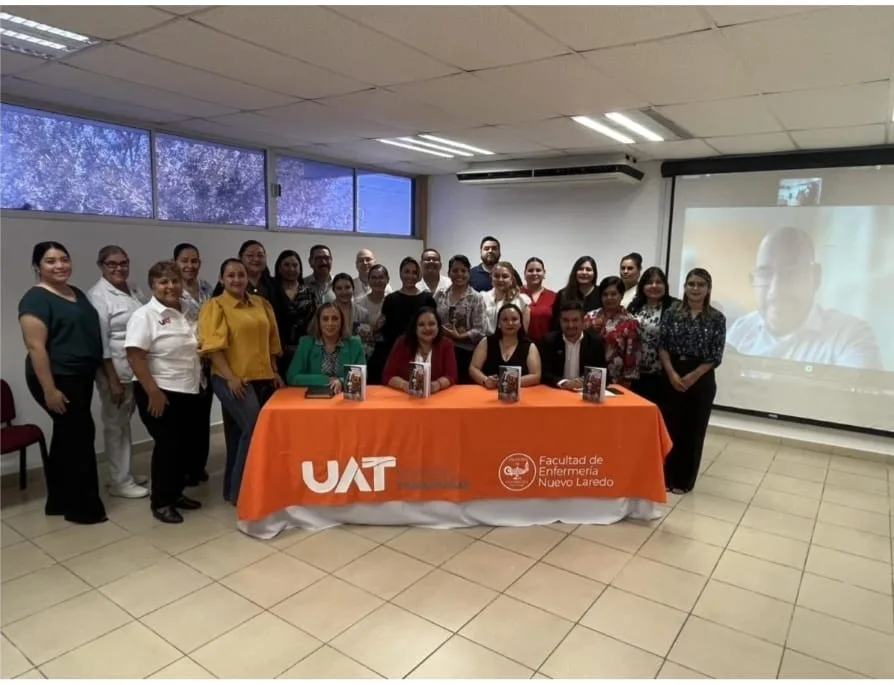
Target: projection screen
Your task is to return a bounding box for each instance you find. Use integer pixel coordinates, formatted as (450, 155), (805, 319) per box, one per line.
(666, 164), (894, 434)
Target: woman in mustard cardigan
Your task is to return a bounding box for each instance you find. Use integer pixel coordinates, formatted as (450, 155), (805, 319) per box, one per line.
(286, 303), (365, 392)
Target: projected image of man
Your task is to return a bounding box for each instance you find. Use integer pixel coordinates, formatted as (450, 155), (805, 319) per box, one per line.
(727, 226), (883, 370)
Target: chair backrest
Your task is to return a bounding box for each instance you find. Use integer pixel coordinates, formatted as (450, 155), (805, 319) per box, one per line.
(0, 379), (16, 424)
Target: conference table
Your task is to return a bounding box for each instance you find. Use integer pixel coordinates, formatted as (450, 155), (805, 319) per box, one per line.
(236, 385), (672, 539)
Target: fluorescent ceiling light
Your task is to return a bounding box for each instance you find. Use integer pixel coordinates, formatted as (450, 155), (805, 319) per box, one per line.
(418, 134), (495, 156)
(399, 137), (474, 157)
(605, 112), (664, 142)
(571, 116), (635, 145)
(0, 11), (97, 57)
(377, 139), (454, 158)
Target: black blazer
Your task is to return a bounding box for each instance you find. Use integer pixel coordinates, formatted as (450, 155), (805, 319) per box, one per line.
(537, 330), (607, 387)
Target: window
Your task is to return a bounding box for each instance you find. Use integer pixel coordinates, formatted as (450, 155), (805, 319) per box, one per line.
(276, 156), (353, 231)
(356, 172), (413, 236)
(155, 133), (266, 226)
(0, 104), (152, 217)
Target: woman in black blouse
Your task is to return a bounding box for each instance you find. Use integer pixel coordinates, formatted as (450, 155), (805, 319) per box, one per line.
(658, 268), (726, 494)
(551, 256), (601, 329)
(18, 242), (107, 524)
(369, 257), (436, 384)
(470, 303), (541, 388)
(271, 249), (317, 378)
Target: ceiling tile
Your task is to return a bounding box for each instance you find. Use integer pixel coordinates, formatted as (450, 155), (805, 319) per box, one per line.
(704, 6), (823, 27)
(20, 62), (234, 119)
(314, 88), (477, 134)
(498, 118), (630, 151)
(333, 6), (568, 70)
(195, 6), (458, 86)
(657, 96), (782, 137)
(513, 6), (711, 51)
(65, 45), (297, 111)
(631, 139), (718, 160)
(200, 111), (313, 146)
(474, 54), (649, 118)
(169, 118), (302, 149)
(240, 101), (406, 144)
(1, 76), (188, 124)
(722, 7), (894, 93)
(0, 51), (45, 76)
(790, 125), (888, 150)
(583, 30), (758, 105)
(765, 81), (890, 129)
(122, 20), (366, 99)
(3, 5), (172, 39)
(391, 72), (555, 126)
(153, 6), (210, 15)
(423, 125), (551, 155)
(311, 140), (424, 165)
(706, 132), (796, 155)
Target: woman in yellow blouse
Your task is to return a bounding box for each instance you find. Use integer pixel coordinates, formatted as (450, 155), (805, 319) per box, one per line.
(198, 258), (283, 504)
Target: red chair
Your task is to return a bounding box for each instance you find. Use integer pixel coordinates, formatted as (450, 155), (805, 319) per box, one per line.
(0, 379), (48, 490)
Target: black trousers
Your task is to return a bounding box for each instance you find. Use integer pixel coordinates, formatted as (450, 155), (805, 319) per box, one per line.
(455, 346), (474, 385)
(25, 371), (106, 523)
(631, 373), (663, 405)
(186, 369), (214, 482)
(134, 385), (204, 510)
(661, 359), (716, 492)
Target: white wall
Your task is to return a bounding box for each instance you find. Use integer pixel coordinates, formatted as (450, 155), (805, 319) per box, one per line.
(0, 212), (421, 475)
(427, 162), (670, 289)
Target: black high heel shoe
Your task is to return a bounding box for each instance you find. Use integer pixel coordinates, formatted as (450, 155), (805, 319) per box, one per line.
(152, 506), (184, 524)
(175, 496), (202, 511)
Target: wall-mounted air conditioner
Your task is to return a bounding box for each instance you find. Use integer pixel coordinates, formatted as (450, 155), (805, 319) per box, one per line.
(456, 154), (644, 187)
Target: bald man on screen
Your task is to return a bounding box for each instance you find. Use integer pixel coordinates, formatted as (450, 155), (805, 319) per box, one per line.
(726, 226), (883, 370)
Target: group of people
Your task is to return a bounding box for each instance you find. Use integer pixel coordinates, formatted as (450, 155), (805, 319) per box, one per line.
(17, 234), (725, 526)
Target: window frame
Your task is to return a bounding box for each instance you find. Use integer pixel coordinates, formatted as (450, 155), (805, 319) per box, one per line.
(0, 100), (418, 238)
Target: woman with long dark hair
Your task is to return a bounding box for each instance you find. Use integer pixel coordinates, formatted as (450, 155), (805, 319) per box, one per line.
(470, 303), (541, 388)
(211, 240), (274, 300)
(383, 307), (457, 393)
(520, 256), (556, 345)
(551, 256), (600, 329)
(619, 252), (643, 307)
(434, 255), (485, 384)
(369, 257), (436, 384)
(18, 242), (107, 524)
(271, 249), (317, 377)
(628, 266), (677, 405)
(658, 268), (726, 494)
(199, 258), (283, 504)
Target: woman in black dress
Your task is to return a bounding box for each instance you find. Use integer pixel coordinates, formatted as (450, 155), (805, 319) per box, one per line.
(470, 303), (542, 388)
(368, 257), (435, 384)
(551, 255), (601, 329)
(658, 268), (726, 494)
(18, 241), (107, 525)
(270, 250), (317, 378)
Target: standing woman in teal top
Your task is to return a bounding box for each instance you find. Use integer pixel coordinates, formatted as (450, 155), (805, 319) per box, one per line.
(286, 303), (365, 393)
(18, 242), (107, 525)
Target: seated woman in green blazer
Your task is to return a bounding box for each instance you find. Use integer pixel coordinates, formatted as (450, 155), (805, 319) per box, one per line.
(286, 303), (366, 392)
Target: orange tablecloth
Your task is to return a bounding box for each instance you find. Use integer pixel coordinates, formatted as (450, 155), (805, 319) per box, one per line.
(238, 386), (671, 522)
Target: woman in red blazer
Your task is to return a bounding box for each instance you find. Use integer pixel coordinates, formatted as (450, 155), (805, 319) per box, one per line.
(383, 306), (457, 393)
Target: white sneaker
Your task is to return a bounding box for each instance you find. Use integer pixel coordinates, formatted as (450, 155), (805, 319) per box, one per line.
(109, 482), (149, 499)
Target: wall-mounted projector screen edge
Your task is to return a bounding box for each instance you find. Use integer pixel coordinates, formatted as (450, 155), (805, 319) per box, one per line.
(662, 148), (894, 437)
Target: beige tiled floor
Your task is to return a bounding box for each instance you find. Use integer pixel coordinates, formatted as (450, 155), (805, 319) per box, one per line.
(2, 432), (894, 679)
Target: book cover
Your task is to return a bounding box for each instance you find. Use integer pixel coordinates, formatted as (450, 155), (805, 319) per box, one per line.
(344, 364), (367, 401)
(582, 366), (607, 403)
(498, 365), (521, 403)
(408, 361), (431, 398)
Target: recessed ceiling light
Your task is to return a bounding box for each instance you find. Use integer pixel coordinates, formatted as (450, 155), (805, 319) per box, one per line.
(377, 139), (454, 158)
(605, 112), (664, 142)
(398, 137), (474, 157)
(418, 134), (495, 156)
(0, 11), (98, 58)
(571, 116), (635, 145)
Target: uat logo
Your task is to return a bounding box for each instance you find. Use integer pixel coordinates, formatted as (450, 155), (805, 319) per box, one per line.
(498, 453), (536, 492)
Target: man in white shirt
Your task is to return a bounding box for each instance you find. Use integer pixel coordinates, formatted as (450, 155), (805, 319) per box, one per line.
(727, 226), (883, 370)
(418, 248), (452, 295)
(537, 301), (607, 389)
(353, 248), (392, 298)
